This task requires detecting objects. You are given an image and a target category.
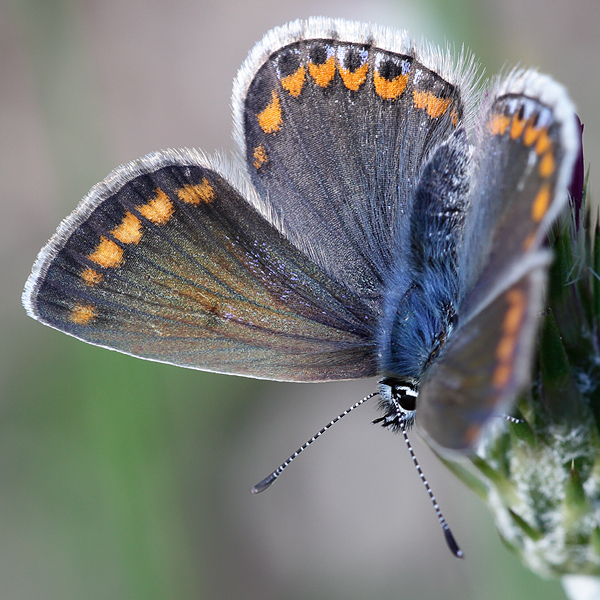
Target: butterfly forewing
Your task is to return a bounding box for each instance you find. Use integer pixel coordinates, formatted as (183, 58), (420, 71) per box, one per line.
(24, 150), (377, 381)
(240, 34), (464, 305)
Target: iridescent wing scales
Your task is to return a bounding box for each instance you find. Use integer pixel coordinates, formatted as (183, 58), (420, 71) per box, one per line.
(23, 150), (377, 382)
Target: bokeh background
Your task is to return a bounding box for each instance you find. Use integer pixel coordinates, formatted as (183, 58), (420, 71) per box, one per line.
(2, 0), (598, 598)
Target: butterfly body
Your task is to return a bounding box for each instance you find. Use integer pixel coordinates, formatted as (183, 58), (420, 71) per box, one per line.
(379, 129), (469, 380)
(23, 18), (579, 452)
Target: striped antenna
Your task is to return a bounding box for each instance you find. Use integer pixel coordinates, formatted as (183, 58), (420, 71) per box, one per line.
(251, 391), (378, 494)
(251, 387), (463, 559)
(398, 421), (463, 558)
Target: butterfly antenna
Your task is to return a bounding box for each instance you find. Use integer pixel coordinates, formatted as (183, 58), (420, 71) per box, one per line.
(251, 391), (378, 494)
(399, 422), (464, 558)
(502, 414), (523, 424)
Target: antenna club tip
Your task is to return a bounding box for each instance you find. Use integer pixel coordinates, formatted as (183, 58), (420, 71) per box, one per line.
(444, 527), (464, 559)
(251, 474), (277, 494)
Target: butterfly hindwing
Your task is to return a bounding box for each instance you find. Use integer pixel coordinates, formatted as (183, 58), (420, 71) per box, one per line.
(416, 72), (578, 449)
(417, 254), (549, 449)
(23, 150), (377, 382)
(459, 71), (578, 315)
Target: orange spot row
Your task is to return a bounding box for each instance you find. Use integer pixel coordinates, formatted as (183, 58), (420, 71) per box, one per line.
(489, 109), (557, 181)
(267, 56), (457, 130)
(86, 187), (180, 272)
(84, 187), (174, 283)
(285, 58), (370, 94)
(278, 56), (414, 99)
(492, 288), (525, 389)
(72, 179), (213, 324)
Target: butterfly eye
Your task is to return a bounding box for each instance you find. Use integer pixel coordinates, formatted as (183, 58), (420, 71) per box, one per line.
(394, 384), (417, 411)
(378, 377), (419, 413)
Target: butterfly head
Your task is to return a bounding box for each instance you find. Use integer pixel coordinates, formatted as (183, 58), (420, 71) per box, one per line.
(374, 377), (419, 432)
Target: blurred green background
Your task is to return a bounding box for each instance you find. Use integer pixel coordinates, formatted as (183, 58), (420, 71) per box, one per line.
(2, 0), (598, 598)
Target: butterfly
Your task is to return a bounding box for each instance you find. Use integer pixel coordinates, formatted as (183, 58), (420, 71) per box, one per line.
(23, 17), (578, 549)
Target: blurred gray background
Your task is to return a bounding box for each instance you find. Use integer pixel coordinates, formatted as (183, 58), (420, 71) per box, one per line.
(2, 0), (598, 598)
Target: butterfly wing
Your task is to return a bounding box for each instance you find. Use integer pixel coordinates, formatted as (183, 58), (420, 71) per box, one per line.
(459, 71), (579, 313)
(416, 71), (579, 450)
(24, 19), (475, 383)
(23, 150), (377, 381)
(417, 253), (549, 450)
(234, 18), (471, 307)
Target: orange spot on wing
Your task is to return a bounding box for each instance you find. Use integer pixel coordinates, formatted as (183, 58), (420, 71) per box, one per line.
(112, 212), (142, 244)
(88, 236), (124, 268)
(136, 189), (174, 225)
(70, 303), (96, 325)
(253, 144), (268, 169)
(492, 364), (512, 388)
(510, 114), (527, 140)
(81, 268), (103, 286)
(373, 71), (408, 100)
(539, 152), (556, 178)
(504, 289), (525, 334)
(522, 232), (537, 251)
(177, 179), (215, 205)
(413, 90), (451, 119)
(535, 129), (552, 155)
(308, 57), (336, 87)
(257, 90), (282, 134)
(487, 113), (510, 136)
(531, 183), (551, 222)
(281, 66), (305, 97)
(338, 62), (368, 91)
(523, 119), (541, 146)
(495, 334), (517, 362)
